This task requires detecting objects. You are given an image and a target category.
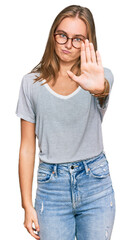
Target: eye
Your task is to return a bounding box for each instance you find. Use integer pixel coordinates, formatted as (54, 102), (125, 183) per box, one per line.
(74, 38), (81, 42)
(60, 34), (67, 38)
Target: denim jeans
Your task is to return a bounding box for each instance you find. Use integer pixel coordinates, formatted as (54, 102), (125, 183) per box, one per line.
(34, 151), (116, 240)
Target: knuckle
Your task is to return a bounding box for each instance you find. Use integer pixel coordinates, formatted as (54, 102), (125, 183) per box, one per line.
(35, 222), (38, 228)
(26, 224), (31, 230)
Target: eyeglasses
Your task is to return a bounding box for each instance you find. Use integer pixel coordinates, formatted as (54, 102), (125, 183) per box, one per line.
(54, 33), (86, 49)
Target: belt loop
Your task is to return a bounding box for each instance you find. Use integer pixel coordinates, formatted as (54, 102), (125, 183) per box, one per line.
(53, 164), (58, 177)
(83, 160), (90, 175)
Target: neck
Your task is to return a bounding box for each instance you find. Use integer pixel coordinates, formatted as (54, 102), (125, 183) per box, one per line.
(58, 60), (78, 78)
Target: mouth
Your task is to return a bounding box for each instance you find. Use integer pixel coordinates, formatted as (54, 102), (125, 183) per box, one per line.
(62, 50), (71, 54)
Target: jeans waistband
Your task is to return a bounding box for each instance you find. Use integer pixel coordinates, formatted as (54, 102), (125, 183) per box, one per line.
(39, 150), (106, 177)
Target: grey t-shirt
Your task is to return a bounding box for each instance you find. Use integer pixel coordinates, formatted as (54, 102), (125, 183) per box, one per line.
(15, 67), (114, 164)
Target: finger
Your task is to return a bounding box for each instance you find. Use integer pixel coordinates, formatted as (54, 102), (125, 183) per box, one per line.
(67, 70), (79, 83)
(89, 42), (96, 63)
(85, 39), (91, 62)
(33, 219), (40, 232)
(26, 224), (40, 240)
(81, 41), (86, 64)
(96, 50), (102, 66)
(30, 227), (40, 240)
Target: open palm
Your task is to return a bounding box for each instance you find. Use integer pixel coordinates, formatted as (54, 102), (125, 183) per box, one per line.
(67, 39), (105, 94)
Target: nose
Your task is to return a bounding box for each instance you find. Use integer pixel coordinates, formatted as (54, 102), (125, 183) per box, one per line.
(65, 38), (72, 49)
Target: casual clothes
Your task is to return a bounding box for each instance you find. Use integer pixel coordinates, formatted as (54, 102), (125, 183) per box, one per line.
(15, 67), (114, 164)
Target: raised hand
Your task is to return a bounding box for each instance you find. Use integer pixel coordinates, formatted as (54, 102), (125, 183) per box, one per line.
(67, 39), (105, 95)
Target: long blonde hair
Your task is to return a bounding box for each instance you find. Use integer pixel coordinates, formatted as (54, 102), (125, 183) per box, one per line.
(30, 5), (97, 86)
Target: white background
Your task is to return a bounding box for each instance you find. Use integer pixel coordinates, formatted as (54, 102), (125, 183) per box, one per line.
(0, 0), (130, 239)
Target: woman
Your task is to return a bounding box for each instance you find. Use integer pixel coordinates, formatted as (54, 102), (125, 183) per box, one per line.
(15, 5), (116, 240)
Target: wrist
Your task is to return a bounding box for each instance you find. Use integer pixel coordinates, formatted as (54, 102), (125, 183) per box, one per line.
(91, 78), (109, 98)
(22, 202), (33, 210)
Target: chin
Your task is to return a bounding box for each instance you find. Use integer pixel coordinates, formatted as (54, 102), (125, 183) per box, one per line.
(58, 55), (73, 62)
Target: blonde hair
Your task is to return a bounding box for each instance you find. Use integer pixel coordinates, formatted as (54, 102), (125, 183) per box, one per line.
(30, 5), (97, 86)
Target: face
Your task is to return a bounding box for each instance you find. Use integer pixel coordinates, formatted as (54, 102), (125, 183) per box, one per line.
(54, 17), (87, 64)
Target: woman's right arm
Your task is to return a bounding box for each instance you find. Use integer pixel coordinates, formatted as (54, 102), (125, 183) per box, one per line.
(19, 119), (40, 239)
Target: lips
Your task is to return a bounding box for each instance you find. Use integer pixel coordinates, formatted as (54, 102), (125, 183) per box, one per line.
(62, 50), (71, 54)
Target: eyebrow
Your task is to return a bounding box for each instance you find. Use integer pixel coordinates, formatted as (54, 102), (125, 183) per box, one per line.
(55, 30), (86, 38)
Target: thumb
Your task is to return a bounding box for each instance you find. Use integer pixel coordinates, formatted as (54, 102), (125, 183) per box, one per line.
(67, 70), (79, 83)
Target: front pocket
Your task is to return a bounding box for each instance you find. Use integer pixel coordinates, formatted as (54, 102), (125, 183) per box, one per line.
(87, 157), (110, 179)
(37, 167), (53, 183)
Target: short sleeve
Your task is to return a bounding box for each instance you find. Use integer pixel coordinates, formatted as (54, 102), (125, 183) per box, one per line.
(95, 67), (114, 120)
(15, 75), (36, 123)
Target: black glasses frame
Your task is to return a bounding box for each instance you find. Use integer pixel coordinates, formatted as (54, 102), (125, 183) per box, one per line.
(54, 33), (86, 49)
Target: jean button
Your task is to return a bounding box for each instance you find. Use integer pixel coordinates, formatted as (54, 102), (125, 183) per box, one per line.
(71, 165), (74, 169)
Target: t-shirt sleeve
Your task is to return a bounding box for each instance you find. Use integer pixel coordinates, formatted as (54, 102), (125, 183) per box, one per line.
(15, 75), (36, 123)
(95, 67), (114, 120)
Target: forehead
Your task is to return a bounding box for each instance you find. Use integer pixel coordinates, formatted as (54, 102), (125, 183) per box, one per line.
(56, 17), (87, 36)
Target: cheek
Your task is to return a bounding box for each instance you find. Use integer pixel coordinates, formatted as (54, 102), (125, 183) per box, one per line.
(54, 45), (62, 56)
(75, 49), (81, 56)
(73, 50), (81, 59)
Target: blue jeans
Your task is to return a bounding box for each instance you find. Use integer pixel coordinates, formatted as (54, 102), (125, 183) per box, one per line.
(34, 151), (116, 240)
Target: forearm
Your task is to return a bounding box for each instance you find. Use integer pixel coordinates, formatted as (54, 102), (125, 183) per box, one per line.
(18, 149), (36, 210)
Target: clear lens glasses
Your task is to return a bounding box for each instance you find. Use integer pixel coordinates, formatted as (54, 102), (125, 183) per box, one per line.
(54, 33), (86, 49)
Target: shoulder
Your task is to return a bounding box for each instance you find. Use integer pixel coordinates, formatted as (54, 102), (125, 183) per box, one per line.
(20, 72), (43, 95)
(22, 72), (40, 85)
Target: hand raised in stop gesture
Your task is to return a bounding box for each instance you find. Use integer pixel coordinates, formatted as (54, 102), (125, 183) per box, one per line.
(67, 39), (105, 95)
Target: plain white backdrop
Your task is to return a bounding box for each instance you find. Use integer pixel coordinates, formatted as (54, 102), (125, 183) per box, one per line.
(0, 0), (131, 239)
